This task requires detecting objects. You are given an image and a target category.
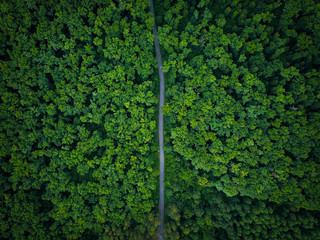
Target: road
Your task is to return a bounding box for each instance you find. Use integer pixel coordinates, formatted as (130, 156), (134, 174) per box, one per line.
(149, 0), (165, 239)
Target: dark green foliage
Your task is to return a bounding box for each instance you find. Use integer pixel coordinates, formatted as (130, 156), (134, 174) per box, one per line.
(1, 0), (320, 239)
(0, 0), (159, 239)
(156, 0), (320, 239)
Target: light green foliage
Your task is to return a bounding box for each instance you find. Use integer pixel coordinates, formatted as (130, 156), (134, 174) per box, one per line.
(0, 0), (159, 239)
(1, 0), (320, 239)
(156, 0), (320, 238)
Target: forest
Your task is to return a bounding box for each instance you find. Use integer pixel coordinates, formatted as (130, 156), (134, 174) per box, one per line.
(0, 0), (319, 239)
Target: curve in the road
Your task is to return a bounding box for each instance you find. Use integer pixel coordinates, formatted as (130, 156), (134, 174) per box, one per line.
(149, 0), (165, 239)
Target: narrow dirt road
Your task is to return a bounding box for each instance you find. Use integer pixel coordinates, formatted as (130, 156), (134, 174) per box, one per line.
(149, 0), (165, 239)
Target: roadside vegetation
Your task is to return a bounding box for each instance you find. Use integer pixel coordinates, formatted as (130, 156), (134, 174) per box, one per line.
(1, 0), (319, 239)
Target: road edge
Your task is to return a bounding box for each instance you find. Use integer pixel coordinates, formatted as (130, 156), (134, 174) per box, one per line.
(149, 1), (165, 239)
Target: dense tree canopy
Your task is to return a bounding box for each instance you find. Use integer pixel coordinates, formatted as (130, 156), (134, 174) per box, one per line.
(1, 0), (319, 239)
(155, 0), (320, 239)
(0, 0), (159, 239)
